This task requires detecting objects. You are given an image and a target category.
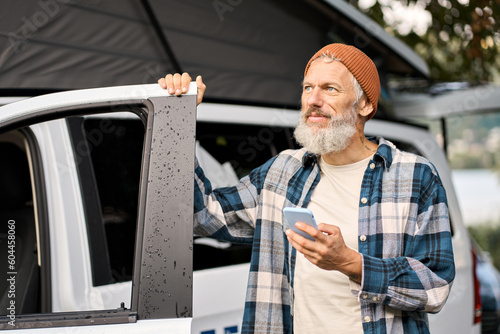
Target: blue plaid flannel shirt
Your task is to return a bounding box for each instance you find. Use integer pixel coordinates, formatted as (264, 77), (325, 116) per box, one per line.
(193, 137), (455, 334)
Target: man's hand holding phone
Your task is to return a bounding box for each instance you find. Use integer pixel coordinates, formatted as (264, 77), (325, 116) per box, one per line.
(284, 207), (362, 283)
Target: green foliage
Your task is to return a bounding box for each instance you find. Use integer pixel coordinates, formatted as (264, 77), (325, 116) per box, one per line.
(356, 0), (500, 83)
(469, 223), (500, 270)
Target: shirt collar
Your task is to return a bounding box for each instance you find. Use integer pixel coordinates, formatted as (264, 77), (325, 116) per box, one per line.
(301, 151), (318, 167)
(372, 137), (393, 171)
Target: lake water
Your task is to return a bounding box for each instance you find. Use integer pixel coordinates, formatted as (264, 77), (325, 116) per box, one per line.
(451, 169), (500, 226)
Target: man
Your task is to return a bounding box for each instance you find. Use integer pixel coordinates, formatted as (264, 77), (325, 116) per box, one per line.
(158, 43), (455, 334)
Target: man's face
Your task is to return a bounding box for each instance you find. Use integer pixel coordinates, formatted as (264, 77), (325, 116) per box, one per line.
(301, 60), (359, 127)
(294, 59), (360, 155)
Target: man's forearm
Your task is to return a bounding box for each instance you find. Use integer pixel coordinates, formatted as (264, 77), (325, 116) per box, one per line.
(339, 249), (363, 284)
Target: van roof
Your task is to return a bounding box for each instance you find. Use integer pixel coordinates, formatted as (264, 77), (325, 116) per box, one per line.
(393, 83), (500, 119)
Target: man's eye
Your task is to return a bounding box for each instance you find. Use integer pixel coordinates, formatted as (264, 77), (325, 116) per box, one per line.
(327, 87), (336, 92)
(303, 86), (312, 92)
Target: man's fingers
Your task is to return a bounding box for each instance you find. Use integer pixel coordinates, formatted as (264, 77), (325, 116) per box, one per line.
(295, 222), (322, 240)
(157, 77), (166, 88)
(287, 233), (309, 256)
(286, 229), (318, 256)
(158, 74), (174, 94)
(173, 73), (183, 95)
(196, 75), (206, 106)
(317, 223), (340, 236)
(166, 74), (174, 94)
(181, 72), (192, 93)
(159, 73), (205, 105)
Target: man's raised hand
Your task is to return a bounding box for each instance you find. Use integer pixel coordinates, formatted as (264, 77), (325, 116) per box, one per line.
(158, 73), (206, 106)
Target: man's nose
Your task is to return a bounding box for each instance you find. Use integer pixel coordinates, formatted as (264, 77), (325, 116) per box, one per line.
(306, 88), (323, 108)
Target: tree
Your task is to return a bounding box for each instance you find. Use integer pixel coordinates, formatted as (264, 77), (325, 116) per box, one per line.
(354, 0), (500, 83)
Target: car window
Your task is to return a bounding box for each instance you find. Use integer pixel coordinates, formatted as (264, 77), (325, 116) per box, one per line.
(0, 111), (144, 328)
(67, 115), (144, 286)
(0, 130), (40, 316)
(196, 122), (298, 179)
(194, 122), (299, 270)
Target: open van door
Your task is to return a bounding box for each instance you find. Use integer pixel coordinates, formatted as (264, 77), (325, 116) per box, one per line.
(0, 84), (197, 333)
(392, 83), (500, 154)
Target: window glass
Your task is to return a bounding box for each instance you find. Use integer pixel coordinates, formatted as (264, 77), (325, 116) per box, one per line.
(194, 122), (299, 270)
(0, 130), (40, 315)
(196, 122), (298, 178)
(87, 118), (144, 282)
(68, 115), (144, 285)
(83, 117), (144, 284)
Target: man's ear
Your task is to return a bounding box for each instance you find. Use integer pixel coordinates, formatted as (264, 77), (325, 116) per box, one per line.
(357, 96), (373, 118)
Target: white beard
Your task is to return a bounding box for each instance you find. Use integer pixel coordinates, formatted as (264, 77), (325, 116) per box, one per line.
(293, 105), (358, 155)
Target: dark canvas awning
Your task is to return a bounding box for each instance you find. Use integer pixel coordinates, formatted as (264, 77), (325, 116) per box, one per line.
(0, 0), (428, 109)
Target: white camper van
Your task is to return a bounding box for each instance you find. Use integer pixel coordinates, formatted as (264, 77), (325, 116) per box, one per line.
(0, 82), (481, 333)
(0, 1), (481, 333)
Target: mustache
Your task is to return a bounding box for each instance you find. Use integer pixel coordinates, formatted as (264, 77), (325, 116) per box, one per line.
(302, 108), (331, 118)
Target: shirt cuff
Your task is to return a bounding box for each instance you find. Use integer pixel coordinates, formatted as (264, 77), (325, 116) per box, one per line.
(350, 253), (364, 299)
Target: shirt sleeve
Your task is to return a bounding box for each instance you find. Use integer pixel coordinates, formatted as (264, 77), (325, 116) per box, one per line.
(353, 170), (455, 313)
(192, 156), (276, 244)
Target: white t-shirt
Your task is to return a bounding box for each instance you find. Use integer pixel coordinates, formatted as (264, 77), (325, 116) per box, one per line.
(293, 155), (372, 334)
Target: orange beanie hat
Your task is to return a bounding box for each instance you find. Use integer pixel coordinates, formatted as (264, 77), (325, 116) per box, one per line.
(304, 43), (381, 118)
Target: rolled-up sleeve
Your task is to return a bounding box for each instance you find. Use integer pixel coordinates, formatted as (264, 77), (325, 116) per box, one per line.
(193, 156), (278, 243)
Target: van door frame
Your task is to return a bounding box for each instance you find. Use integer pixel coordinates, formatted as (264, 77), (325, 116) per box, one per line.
(0, 85), (197, 329)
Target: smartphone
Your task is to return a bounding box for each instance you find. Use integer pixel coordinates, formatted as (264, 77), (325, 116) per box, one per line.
(282, 207), (318, 241)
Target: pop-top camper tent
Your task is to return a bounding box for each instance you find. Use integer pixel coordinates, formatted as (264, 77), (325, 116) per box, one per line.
(0, 0), (429, 117)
